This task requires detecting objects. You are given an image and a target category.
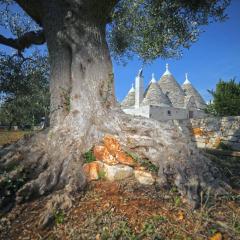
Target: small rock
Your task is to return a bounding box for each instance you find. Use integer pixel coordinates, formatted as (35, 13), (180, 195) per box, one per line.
(83, 161), (103, 181)
(104, 164), (133, 181)
(103, 135), (121, 155)
(134, 170), (155, 185)
(93, 146), (118, 165)
(93, 146), (105, 160)
(115, 151), (136, 166)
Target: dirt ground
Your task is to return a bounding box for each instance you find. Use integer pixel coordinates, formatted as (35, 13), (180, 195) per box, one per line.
(0, 177), (239, 240)
(0, 133), (240, 240)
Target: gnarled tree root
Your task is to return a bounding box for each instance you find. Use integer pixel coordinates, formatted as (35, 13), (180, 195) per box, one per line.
(0, 111), (232, 227)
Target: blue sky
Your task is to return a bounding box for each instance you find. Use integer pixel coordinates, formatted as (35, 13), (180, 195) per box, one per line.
(114, 0), (240, 102)
(0, 0), (240, 103)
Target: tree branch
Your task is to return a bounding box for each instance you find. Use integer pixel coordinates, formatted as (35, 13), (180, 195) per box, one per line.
(14, 0), (42, 25)
(0, 30), (45, 52)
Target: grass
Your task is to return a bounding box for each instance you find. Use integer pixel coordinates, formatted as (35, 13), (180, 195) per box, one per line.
(54, 210), (65, 225)
(0, 169), (26, 192)
(127, 151), (159, 173)
(0, 165), (28, 215)
(98, 169), (106, 179)
(207, 152), (240, 188)
(0, 130), (31, 146)
(217, 141), (234, 151)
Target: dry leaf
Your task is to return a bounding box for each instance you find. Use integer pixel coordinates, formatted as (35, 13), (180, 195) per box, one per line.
(96, 233), (101, 240)
(177, 211), (184, 221)
(209, 232), (222, 240)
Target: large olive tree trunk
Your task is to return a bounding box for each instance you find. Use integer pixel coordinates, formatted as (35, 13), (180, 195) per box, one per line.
(0, 0), (230, 220)
(41, 0), (115, 126)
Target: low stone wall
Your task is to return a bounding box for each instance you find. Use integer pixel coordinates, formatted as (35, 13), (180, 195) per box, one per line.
(183, 116), (240, 151)
(123, 105), (206, 121)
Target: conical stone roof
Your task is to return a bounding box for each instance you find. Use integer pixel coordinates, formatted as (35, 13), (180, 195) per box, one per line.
(158, 64), (186, 108)
(184, 95), (197, 109)
(182, 73), (206, 110)
(142, 74), (172, 107)
(121, 85), (135, 108)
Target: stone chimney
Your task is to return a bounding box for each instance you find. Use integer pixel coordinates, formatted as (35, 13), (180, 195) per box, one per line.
(135, 68), (144, 108)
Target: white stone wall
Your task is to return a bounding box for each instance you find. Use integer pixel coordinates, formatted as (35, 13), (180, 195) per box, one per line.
(123, 105), (150, 118)
(122, 105), (206, 121)
(123, 105), (188, 121)
(192, 110), (207, 119)
(149, 106), (188, 121)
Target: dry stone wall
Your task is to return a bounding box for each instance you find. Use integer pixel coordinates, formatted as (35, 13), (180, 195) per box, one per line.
(183, 116), (240, 151)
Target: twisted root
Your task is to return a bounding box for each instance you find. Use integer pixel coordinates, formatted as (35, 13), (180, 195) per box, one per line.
(0, 111), (231, 223)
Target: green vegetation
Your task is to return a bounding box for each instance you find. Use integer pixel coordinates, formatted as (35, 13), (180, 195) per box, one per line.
(206, 78), (240, 116)
(98, 169), (106, 179)
(207, 153), (240, 189)
(101, 221), (135, 240)
(0, 170), (26, 193)
(83, 148), (96, 164)
(217, 141), (233, 151)
(101, 218), (166, 240)
(0, 53), (50, 128)
(140, 159), (159, 173)
(0, 165), (28, 212)
(110, 0), (229, 62)
(54, 210), (65, 225)
(173, 195), (182, 207)
(127, 151), (159, 173)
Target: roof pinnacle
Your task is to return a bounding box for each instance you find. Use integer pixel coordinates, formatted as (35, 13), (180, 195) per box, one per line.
(137, 68), (143, 77)
(151, 73), (156, 83)
(183, 72), (191, 85)
(129, 83), (135, 92)
(163, 63), (171, 76)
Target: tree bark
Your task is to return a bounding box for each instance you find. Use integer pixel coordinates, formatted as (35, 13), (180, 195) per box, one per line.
(40, 1), (71, 126)
(0, 0), (119, 205)
(41, 0), (115, 126)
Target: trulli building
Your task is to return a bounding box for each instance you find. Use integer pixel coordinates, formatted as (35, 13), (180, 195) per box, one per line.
(121, 64), (206, 121)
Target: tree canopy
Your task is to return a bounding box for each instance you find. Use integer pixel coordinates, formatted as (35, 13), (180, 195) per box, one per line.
(0, 52), (50, 127)
(206, 78), (240, 116)
(0, 0), (230, 62)
(109, 0), (230, 61)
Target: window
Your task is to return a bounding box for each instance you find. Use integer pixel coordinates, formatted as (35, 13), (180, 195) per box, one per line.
(167, 110), (171, 116)
(189, 111), (193, 118)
